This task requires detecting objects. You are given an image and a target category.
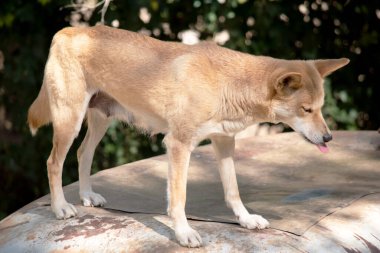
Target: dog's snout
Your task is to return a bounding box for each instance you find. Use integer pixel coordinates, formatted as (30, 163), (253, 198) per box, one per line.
(323, 133), (332, 143)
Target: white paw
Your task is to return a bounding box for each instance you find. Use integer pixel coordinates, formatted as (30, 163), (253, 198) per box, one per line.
(176, 226), (202, 248)
(52, 202), (78, 220)
(80, 191), (107, 207)
(238, 214), (270, 229)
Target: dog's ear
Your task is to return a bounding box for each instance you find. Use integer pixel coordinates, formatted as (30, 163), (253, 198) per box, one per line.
(314, 58), (350, 78)
(275, 72), (302, 96)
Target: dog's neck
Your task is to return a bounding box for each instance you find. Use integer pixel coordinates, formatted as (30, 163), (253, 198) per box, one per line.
(215, 55), (277, 124)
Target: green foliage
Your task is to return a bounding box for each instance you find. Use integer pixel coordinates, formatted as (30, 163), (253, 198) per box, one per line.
(0, 0), (379, 219)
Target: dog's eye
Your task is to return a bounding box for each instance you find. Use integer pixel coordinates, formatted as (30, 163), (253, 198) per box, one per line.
(302, 107), (313, 113)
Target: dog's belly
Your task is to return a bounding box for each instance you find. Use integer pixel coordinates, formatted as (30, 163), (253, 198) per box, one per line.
(116, 107), (168, 135)
(89, 92), (168, 134)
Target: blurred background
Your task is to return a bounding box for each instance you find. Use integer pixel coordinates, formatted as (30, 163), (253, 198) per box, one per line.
(0, 0), (379, 219)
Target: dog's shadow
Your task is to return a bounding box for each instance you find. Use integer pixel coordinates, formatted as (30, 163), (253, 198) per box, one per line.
(131, 212), (178, 244)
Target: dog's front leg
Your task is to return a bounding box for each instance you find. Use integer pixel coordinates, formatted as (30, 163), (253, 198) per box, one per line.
(211, 135), (270, 230)
(164, 133), (202, 247)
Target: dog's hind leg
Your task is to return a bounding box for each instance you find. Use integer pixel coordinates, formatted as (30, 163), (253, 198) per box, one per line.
(211, 135), (270, 229)
(47, 91), (91, 219)
(77, 108), (110, 207)
(44, 51), (93, 219)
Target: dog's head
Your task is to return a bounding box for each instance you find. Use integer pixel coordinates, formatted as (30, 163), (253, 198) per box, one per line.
(270, 58), (349, 153)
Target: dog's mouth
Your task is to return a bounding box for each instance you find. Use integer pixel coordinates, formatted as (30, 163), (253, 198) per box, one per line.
(302, 135), (329, 153)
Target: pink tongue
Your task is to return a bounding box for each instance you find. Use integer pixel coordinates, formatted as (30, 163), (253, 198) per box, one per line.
(316, 144), (329, 153)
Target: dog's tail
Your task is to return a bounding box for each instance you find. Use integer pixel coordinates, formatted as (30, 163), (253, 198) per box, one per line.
(27, 81), (51, 136)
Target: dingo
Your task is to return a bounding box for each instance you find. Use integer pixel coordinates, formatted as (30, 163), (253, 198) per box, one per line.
(28, 25), (349, 247)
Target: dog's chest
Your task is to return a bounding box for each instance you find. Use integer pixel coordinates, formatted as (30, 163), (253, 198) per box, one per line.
(192, 119), (251, 144)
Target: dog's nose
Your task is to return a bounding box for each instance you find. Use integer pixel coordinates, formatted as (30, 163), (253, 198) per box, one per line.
(323, 133), (333, 143)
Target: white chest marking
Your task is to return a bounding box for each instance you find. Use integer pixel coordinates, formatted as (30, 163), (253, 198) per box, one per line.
(191, 120), (252, 148)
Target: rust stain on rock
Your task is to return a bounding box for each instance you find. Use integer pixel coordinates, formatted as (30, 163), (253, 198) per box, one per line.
(53, 214), (134, 242)
(26, 233), (36, 241)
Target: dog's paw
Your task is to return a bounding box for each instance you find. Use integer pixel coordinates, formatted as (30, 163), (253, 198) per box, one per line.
(80, 191), (107, 207)
(52, 202), (78, 220)
(238, 214), (270, 230)
(176, 226), (202, 248)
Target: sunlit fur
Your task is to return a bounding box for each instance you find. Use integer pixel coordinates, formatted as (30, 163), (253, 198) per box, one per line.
(27, 25), (349, 248)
